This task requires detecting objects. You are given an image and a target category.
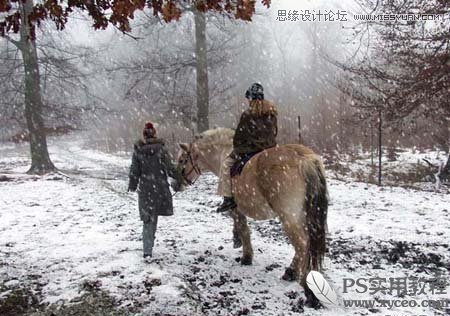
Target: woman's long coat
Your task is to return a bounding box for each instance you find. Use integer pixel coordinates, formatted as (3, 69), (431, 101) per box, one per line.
(128, 138), (178, 221)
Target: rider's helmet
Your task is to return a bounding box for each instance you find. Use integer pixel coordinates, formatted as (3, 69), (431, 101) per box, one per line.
(245, 83), (264, 100)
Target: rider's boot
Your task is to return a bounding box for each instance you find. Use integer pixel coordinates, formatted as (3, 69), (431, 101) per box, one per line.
(216, 196), (237, 213)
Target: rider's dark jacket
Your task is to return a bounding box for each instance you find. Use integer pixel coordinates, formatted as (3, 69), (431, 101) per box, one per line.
(233, 99), (278, 156)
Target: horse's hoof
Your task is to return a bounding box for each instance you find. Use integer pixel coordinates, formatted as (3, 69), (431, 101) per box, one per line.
(233, 238), (242, 249)
(240, 256), (253, 265)
(282, 267), (297, 281)
(305, 287), (322, 309)
(306, 297), (322, 309)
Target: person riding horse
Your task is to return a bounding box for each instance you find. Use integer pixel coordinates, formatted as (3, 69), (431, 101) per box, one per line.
(174, 100), (328, 307)
(217, 83), (278, 212)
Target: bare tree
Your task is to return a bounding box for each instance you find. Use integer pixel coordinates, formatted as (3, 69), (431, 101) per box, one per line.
(194, 8), (210, 132)
(1, 0), (271, 172)
(109, 10), (241, 135)
(1, 22), (106, 139)
(6, 0), (55, 174)
(335, 0), (449, 184)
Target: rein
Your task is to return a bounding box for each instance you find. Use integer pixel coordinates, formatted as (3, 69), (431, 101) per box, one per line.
(181, 150), (202, 185)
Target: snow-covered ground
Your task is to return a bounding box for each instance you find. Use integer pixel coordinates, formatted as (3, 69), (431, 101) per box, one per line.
(0, 137), (449, 315)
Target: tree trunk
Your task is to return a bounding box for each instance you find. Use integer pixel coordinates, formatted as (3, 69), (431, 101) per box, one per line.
(378, 109), (382, 186)
(297, 115), (302, 144)
(194, 9), (209, 133)
(370, 123), (374, 167)
(439, 154), (450, 183)
(19, 0), (55, 174)
(387, 145), (397, 162)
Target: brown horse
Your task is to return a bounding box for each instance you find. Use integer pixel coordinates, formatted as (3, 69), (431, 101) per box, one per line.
(175, 128), (328, 307)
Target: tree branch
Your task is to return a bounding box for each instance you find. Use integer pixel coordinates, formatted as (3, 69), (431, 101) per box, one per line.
(3, 35), (22, 49)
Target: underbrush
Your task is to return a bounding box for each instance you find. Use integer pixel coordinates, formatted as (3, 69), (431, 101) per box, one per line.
(325, 149), (449, 191)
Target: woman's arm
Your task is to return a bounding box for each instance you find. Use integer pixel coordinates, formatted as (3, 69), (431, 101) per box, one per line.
(161, 147), (181, 181)
(128, 151), (141, 192)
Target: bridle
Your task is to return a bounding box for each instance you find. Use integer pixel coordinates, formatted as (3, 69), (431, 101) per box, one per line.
(180, 149), (202, 185)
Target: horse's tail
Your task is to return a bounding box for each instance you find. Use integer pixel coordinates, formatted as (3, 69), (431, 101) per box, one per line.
(300, 157), (328, 271)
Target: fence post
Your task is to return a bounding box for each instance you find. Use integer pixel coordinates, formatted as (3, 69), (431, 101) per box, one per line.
(297, 115), (302, 144)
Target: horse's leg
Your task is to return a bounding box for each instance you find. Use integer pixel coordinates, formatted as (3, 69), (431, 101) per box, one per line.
(277, 209), (320, 308)
(230, 209), (242, 249)
(277, 213), (309, 282)
(288, 235), (320, 308)
(231, 209), (253, 265)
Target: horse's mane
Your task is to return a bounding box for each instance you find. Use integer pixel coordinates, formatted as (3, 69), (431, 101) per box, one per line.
(195, 128), (234, 148)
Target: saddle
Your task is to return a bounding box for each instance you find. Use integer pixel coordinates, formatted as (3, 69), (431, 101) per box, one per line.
(230, 152), (259, 178)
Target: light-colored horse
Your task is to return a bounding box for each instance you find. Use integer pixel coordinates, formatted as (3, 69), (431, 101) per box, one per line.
(175, 128), (328, 306)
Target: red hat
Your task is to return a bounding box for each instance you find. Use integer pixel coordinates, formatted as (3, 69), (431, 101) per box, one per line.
(145, 122), (154, 130)
(143, 121), (156, 138)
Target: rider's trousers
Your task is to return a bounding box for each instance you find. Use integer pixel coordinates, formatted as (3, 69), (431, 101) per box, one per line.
(217, 155), (235, 197)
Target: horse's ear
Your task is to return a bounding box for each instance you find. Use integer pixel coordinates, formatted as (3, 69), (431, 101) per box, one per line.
(179, 143), (189, 152)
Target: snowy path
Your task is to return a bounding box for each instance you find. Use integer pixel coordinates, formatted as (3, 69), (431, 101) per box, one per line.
(0, 139), (449, 315)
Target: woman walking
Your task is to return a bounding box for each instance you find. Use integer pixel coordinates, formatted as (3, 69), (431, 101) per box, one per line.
(128, 122), (180, 259)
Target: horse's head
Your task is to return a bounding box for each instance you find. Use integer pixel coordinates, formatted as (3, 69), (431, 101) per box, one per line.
(173, 142), (202, 192)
